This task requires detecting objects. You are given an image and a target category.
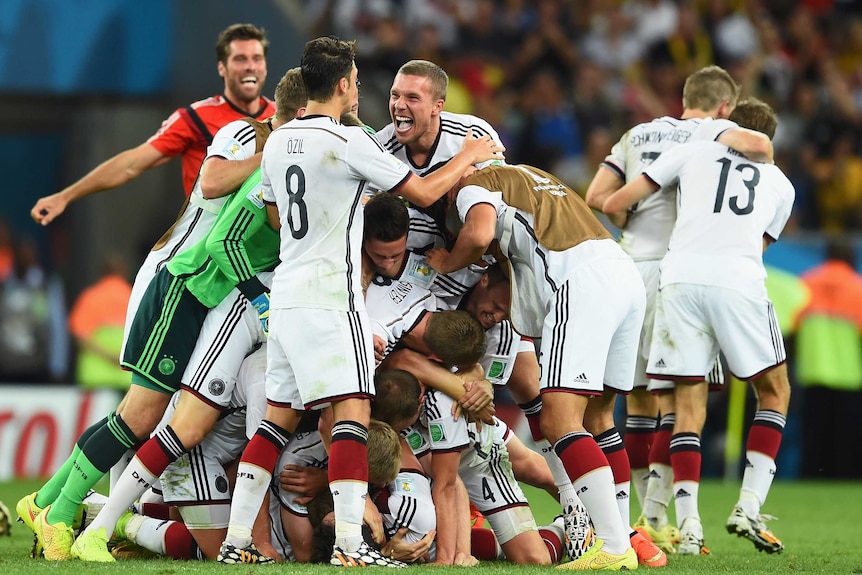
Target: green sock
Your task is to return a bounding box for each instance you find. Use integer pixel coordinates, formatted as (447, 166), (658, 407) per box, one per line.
(46, 412), (137, 526)
(34, 445), (81, 509)
(35, 415), (108, 509)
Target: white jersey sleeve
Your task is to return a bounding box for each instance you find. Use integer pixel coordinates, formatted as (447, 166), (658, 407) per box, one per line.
(419, 389), (470, 453)
(365, 277), (437, 357)
(207, 119), (261, 162)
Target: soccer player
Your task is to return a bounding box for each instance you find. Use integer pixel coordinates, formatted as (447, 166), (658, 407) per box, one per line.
(215, 36), (502, 567)
(21, 70), (306, 562)
(603, 98), (794, 555)
(585, 65), (774, 554)
(364, 191), (602, 561)
(30, 23), (275, 224)
(427, 163), (646, 570)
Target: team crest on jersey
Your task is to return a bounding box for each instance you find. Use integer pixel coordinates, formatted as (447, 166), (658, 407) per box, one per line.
(246, 185), (265, 209)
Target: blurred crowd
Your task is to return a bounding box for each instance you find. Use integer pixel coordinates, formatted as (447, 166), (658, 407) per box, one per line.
(305, 0), (862, 232)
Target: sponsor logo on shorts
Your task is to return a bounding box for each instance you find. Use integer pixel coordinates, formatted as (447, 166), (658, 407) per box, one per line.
(654, 358), (667, 368)
(158, 357), (177, 376)
(429, 423), (446, 443)
(208, 378), (226, 396)
(216, 476), (229, 493)
(573, 372), (590, 385)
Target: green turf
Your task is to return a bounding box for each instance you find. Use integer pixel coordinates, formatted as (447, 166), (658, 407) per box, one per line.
(1, 479), (861, 573)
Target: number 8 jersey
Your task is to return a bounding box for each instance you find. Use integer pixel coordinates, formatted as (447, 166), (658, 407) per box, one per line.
(262, 115), (411, 311)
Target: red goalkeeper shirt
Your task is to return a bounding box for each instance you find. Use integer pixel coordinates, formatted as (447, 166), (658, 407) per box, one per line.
(147, 94), (276, 196)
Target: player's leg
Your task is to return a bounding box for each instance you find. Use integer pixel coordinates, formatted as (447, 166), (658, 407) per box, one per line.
(712, 293), (788, 553)
(670, 380), (709, 555)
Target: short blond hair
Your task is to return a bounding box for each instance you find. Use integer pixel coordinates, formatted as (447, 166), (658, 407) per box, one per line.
(367, 420), (401, 484)
(682, 65), (740, 113)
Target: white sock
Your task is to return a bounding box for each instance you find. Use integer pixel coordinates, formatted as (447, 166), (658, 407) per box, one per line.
(576, 467), (629, 555)
(536, 438), (583, 513)
(85, 454), (158, 537)
(332, 480), (367, 552)
(739, 451), (775, 516)
(614, 479), (631, 527)
(225, 462), (272, 548)
(672, 479), (700, 527)
(642, 463), (673, 527)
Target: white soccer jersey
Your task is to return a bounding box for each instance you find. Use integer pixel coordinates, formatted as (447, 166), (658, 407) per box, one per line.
(603, 116), (738, 260)
(376, 111), (503, 174)
(374, 468), (437, 557)
(366, 275), (438, 359)
(645, 141), (795, 297)
(263, 115), (411, 311)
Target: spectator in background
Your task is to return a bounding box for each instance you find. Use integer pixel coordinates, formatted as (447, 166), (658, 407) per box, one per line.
(0, 219), (13, 281)
(0, 236), (68, 383)
(796, 238), (862, 478)
(67, 253), (133, 398)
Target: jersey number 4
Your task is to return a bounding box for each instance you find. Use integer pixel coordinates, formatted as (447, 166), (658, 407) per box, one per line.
(713, 158), (759, 215)
(285, 165), (309, 239)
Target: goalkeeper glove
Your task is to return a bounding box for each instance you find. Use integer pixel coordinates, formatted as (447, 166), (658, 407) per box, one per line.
(251, 292), (270, 338)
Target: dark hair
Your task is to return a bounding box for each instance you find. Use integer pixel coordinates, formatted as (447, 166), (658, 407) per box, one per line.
(372, 369), (422, 428)
(274, 67), (306, 122)
(425, 310), (487, 369)
(483, 262), (509, 289)
(216, 24), (268, 64)
(728, 97), (778, 140)
(364, 193), (409, 243)
(301, 36), (356, 102)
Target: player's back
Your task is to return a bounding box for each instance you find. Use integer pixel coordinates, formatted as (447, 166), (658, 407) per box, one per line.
(657, 141), (795, 292)
(606, 116), (736, 260)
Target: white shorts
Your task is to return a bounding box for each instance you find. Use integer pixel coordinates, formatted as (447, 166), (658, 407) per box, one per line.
(180, 289), (266, 408)
(647, 283), (785, 381)
(121, 205), (215, 359)
(633, 260), (660, 390)
(271, 428), (329, 516)
(460, 419), (536, 544)
(539, 257), (646, 394)
(266, 308), (376, 409)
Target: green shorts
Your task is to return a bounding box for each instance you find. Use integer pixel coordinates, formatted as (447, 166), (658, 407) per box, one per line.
(121, 267), (208, 394)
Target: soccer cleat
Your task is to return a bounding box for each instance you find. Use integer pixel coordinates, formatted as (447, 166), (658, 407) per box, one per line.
(16, 492), (42, 532)
(630, 530), (667, 567)
(71, 527), (115, 562)
(725, 505), (784, 554)
(632, 515), (675, 554)
(217, 541), (275, 564)
(677, 517), (710, 556)
(563, 501), (596, 560)
(556, 540), (638, 571)
(33, 505), (74, 561)
(0, 499), (12, 536)
(110, 540), (158, 560)
(330, 541), (408, 567)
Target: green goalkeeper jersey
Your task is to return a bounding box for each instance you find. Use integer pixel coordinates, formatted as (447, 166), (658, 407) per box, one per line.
(167, 168), (278, 308)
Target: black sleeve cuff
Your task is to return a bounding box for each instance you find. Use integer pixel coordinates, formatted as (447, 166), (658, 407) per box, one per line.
(237, 277), (268, 301)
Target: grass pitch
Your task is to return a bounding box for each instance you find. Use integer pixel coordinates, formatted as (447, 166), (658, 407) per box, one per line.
(1, 478), (861, 574)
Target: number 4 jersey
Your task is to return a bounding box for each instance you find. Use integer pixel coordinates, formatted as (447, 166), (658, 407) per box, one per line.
(644, 140), (795, 297)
